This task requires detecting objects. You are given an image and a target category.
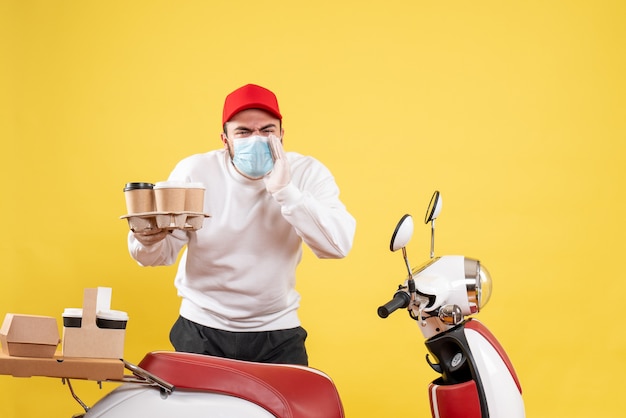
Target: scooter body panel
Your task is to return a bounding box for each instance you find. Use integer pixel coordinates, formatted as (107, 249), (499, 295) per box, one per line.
(84, 384), (275, 418)
(429, 379), (482, 418)
(464, 325), (525, 418)
(425, 319), (525, 418)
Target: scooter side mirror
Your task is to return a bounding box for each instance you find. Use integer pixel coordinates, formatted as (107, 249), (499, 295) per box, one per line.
(424, 191), (442, 258)
(390, 214), (414, 252)
(424, 190), (442, 224)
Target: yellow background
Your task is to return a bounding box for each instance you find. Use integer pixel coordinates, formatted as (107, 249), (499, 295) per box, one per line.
(1, 1), (625, 417)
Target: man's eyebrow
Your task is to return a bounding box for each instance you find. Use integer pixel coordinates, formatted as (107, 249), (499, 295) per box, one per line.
(233, 123), (277, 131)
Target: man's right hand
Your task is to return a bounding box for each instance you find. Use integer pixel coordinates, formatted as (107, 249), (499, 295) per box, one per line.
(133, 228), (168, 246)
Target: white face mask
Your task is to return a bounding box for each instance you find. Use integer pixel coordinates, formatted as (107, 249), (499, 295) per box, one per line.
(231, 135), (274, 179)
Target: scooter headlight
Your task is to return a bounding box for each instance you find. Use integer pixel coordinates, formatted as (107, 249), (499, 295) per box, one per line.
(464, 258), (493, 312)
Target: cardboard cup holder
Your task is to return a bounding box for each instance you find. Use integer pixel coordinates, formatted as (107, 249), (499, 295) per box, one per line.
(120, 211), (210, 232)
(122, 181), (209, 232)
(62, 287), (127, 359)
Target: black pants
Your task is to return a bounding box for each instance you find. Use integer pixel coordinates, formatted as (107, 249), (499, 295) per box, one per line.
(169, 316), (309, 366)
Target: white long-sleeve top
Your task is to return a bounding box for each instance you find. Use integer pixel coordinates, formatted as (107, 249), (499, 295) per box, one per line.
(128, 149), (356, 331)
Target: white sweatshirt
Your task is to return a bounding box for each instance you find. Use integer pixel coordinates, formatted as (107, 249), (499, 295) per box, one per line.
(128, 149), (356, 331)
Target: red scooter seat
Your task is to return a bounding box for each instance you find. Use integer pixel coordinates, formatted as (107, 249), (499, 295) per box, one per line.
(138, 351), (345, 418)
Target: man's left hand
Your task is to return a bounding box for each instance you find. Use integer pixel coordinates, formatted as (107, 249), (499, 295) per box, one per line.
(264, 134), (291, 194)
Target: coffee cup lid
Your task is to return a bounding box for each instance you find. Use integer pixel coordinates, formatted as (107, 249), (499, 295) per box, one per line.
(154, 181), (205, 189)
(124, 182), (155, 192)
(154, 181), (189, 189)
(97, 309), (129, 321)
(62, 308), (83, 318)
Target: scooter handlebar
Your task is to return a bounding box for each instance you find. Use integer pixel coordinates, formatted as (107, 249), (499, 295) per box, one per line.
(377, 291), (410, 318)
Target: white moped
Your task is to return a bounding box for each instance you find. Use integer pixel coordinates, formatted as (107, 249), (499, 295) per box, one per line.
(378, 191), (525, 418)
(61, 191), (523, 418)
(73, 351), (344, 418)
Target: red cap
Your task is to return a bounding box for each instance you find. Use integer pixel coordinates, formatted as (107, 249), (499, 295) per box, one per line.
(222, 84), (282, 125)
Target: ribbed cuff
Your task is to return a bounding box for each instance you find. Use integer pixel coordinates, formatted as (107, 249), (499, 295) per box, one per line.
(271, 182), (303, 208)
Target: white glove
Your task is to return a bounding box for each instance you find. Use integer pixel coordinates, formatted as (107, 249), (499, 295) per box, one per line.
(264, 134), (291, 194)
(133, 228), (168, 246)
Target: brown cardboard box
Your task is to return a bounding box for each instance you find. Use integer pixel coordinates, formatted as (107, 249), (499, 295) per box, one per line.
(0, 351), (124, 380)
(0, 314), (60, 358)
(62, 287), (127, 359)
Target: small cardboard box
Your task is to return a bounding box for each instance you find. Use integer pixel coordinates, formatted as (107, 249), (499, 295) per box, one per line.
(62, 287), (127, 359)
(0, 314), (60, 358)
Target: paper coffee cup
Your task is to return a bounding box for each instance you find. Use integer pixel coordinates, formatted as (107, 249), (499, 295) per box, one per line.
(184, 182), (205, 213)
(62, 308), (83, 328)
(154, 181), (187, 213)
(96, 310), (129, 330)
(124, 182), (155, 214)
